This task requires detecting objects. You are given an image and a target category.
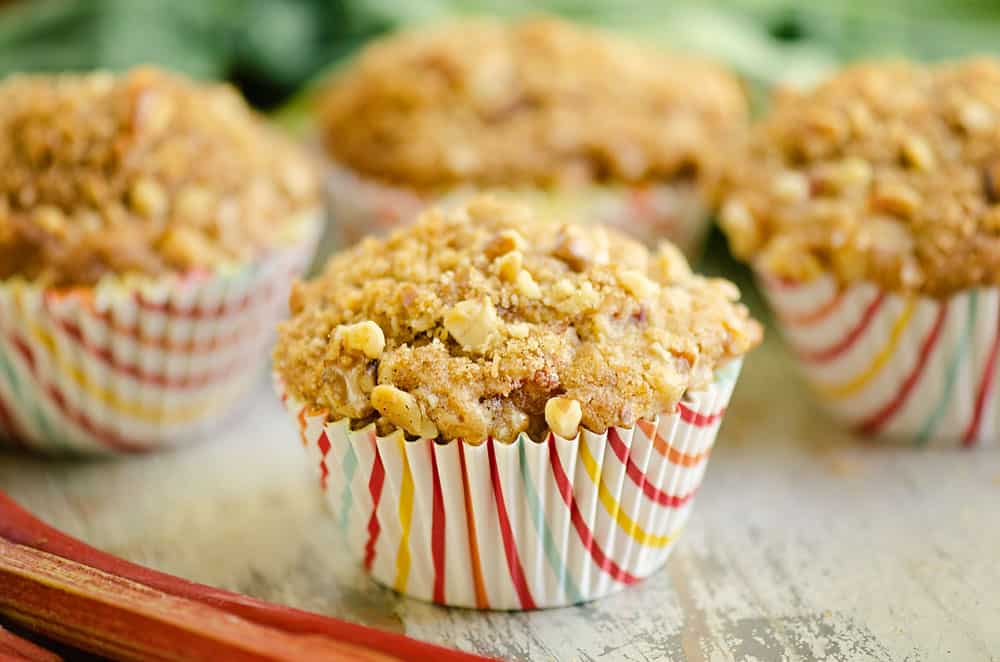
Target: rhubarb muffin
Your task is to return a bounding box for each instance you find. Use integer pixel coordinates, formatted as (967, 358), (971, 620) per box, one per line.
(275, 196), (760, 608)
(721, 58), (1000, 447)
(0, 67), (322, 454)
(315, 17), (747, 256)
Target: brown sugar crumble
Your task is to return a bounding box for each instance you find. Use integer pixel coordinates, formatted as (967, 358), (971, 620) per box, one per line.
(274, 197), (761, 444)
(0, 67), (321, 287)
(722, 58), (1000, 297)
(318, 17), (747, 194)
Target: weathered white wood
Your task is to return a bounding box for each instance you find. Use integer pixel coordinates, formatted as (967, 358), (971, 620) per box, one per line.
(2, 338), (999, 661)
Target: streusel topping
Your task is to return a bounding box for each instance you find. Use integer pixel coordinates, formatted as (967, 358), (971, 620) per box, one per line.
(722, 58), (1000, 296)
(275, 197), (760, 444)
(0, 67), (321, 287)
(318, 18), (746, 192)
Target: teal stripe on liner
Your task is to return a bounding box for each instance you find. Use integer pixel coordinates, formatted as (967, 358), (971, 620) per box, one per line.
(915, 292), (977, 446)
(338, 426), (359, 533)
(518, 439), (584, 604)
(0, 346), (64, 451)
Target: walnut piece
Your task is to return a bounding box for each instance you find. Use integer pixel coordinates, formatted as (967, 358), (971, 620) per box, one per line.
(496, 250), (523, 282)
(444, 298), (499, 352)
(617, 269), (658, 300)
(545, 397), (582, 438)
(484, 229), (526, 259)
(335, 320), (386, 359)
(371, 384), (439, 438)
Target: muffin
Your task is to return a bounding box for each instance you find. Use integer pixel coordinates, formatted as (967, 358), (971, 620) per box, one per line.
(721, 58), (1000, 448)
(315, 17), (747, 257)
(274, 196), (760, 608)
(0, 67), (322, 454)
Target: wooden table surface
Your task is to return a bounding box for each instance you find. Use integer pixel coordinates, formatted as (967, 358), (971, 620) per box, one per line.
(2, 335), (999, 662)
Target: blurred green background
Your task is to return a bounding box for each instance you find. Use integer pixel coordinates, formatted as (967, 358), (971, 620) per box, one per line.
(3, 0), (1000, 113)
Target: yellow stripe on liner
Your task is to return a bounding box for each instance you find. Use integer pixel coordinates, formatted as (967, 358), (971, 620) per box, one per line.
(814, 299), (916, 400)
(577, 437), (675, 549)
(393, 435), (415, 593)
(14, 290), (226, 424)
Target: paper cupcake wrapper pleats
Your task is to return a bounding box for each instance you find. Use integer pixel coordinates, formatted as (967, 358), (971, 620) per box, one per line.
(760, 273), (1000, 448)
(280, 360), (740, 609)
(0, 216), (321, 455)
(321, 161), (711, 262)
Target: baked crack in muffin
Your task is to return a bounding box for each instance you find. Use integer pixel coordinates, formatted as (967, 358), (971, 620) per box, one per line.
(276, 196), (760, 443)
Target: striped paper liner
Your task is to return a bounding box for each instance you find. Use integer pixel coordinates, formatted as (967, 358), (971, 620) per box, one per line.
(319, 161), (711, 262)
(0, 214), (321, 455)
(760, 272), (1000, 448)
(278, 360), (741, 609)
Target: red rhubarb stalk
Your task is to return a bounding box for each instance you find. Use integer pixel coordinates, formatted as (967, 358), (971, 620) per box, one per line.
(0, 625), (60, 662)
(0, 539), (397, 662)
(0, 492), (494, 662)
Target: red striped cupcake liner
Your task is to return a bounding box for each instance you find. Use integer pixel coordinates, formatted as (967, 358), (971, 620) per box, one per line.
(319, 161), (712, 260)
(760, 272), (999, 448)
(277, 360), (741, 609)
(0, 214), (321, 455)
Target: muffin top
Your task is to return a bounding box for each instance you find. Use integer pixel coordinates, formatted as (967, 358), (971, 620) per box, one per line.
(318, 17), (747, 192)
(722, 58), (1000, 297)
(0, 67), (321, 288)
(274, 197), (760, 444)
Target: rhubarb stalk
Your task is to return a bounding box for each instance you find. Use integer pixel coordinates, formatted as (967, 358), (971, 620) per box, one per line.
(0, 539), (396, 662)
(0, 492), (493, 662)
(0, 625), (60, 662)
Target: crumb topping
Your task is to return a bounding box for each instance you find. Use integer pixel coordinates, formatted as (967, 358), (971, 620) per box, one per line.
(722, 58), (1000, 296)
(318, 17), (746, 192)
(275, 197), (760, 443)
(0, 67), (321, 287)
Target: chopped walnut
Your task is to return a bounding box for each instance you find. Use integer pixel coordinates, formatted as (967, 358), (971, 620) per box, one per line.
(495, 250), (523, 282)
(129, 178), (168, 219)
(617, 270), (658, 300)
(553, 226), (594, 272)
(444, 298), (499, 352)
(484, 229), (526, 258)
(652, 243), (692, 283)
(371, 384), (439, 438)
(335, 321), (386, 359)
(514, 269), (542, 299)
(545, 397), (582, 438)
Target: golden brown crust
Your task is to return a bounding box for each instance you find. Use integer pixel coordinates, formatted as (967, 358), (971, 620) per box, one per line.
(0, 67), (321, 287)
(318, 17), (747, 192)
(274, 196), (761, 444)
(722, 58), (1000, 297)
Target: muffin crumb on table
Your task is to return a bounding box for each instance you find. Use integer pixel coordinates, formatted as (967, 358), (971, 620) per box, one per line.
(0, 67), (321, 287)
(275, 196), (761, 444)
(722, 57), (1000, 297)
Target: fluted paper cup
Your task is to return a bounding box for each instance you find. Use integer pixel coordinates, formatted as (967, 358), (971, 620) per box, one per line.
(278, 360), (741, 609)
(760, 272), (1000, 448)
(320, 161), (711, 261)
(0, 214), (322, 455)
